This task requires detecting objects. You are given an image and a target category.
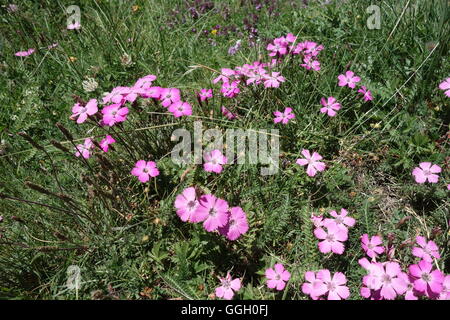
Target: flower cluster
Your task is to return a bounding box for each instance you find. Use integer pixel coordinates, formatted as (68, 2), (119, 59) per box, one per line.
(338, 70), (373, 102)
(174, 187), (249, 241)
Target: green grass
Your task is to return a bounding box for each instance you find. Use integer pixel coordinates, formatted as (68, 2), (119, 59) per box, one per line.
(0, 0), (449, 299)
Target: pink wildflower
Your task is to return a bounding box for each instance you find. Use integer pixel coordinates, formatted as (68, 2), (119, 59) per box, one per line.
(70, 99), (98, 124)
(131, 160), (159, 183)
(168, 101), (192, 117)
(221, 81), (240, 98)
(301, 56), (321, 71)
(133, 74), (157, 91)
(409, 259), (444, 298)
(439, 78), (450, 97)
(174, 187), (199, 223)
(102, 86), (138, 105)
(15, 48), (35, 57)
(320, 97), (341, 117)
(438, 275), (450, 300)
(194, 194), (229, 231)
(159, 88), (181, 107)
(398, 272), (419, 300)
(215, 273), (241, 300)
(141, 86), (162, 99)
(358, 86), (373, 101)
(221, 106), (237, 120)
(74, 138), (93, 159)
(412, 236), (440, 263)
(198, 89), (213, 101)
(338, 71), (361, 89)
(265, 263), (291, 291)
(361, 234), (385, 259)
(316, 270), (350, 300)
(301, 271), (327, 299)
(267, 37), (288, 57)
(296, 149), (326, 177)
(273, 107), (295, 124)
(263, 72), (285, 88)
(314, 223), (348, 254)
(102, 104), (129, 126)
(203, 149), (227, 174)
(412, 162), (441, 183)
(218, 207), (249, 241)
(324, 209), (355, 231)
(99, 135), (116, 152)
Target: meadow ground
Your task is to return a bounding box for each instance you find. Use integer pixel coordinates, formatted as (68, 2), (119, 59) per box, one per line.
(0, 0), (449, 300)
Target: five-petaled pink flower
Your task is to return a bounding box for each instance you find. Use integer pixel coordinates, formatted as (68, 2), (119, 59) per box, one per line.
(358, 86), (373, 101)
(317, 269), (350, 300)
(338, 71), (361, 89)
(174, 187), (199, 223)
(74, 138), (93, 159)
(215, 272), (241, 300)
(296, 149), (326, 177)
(314, 223), (348, 254)
(438, 275), (450, 300)
(439, 78), (450, 97)
(409, 259), (444, 298)
(203, 149), (227, 174)
(99, 135), (116, 152)
(273, 107), (295, 124)
(160, 88), (181, 107)
(375, 262), (408, 300)
(320, 96), (341, 117)
(195, 194), (229, 232)
(131, 160), (159, 183)
(102, 104), (129, 126)
(71, 99), (98, 124)
(263, 72), (285, 88)
(168, 101), (192, 117)
(265, 263), (291, 291)
(302, 271), (327, 299)
(218, 206), (249, 241)
(198, 89), (213, 101)
(324, 208), (355, 231)
(412, 162), (441, 184)
(412, 236), (440, 263)
(361, 234), (385, 259)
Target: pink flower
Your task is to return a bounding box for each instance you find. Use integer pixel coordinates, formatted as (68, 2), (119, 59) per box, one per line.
(338, 71), (361, 89)
(412, 236), (440, 263)
(412, 162), (441, 183)
(174, 187), (199, 223)
(215, 272), (241, 300)
(102, 86), (138, 105)
(398, 272), (419, 300)
(203, 149), (227, 174)
(377, 262), (408, 300)
(70, 99), (98, 124)
(301, 56), (321, 71)
(314, 223), (348, 254)
(67, 21), (81, 30)
(311, 214), (324, 228)
(133, 74), (157, 90)
(74, 138), (93, 159)
(221, 106), (237, 120)
(221, 81), (240, 98)
(131, 160), (159, 183)
(160, 88), (181, 107)
(324, 209), (355, 231)
(438, 275), (450, 300)
(358, 86), (373, 101)
(267, 37), (288, 57)
(213, 68), (236, 84)
(439, 78), (450, 97)
(263, 72), (285, 88)
(15, 48), (35, 57)
(198, 89), (213, 101)
(168, 101), (192, 117)
(140, 86), (162, 99)
(273, 107), (295, 124)
(301, 271), (327, 299)
(102, 104), (129, 126)
(316, 270), (350, 300)
(409, 260), (444, 298)
(361, 234), (385, 259)
(218, 206), (249, 241)
(99, 135), (116, 152)
(296, 149), (326, 177)
(194, 194), (229, 231)
(320, 97), (341, 117)
(265, 263), (291, 291)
